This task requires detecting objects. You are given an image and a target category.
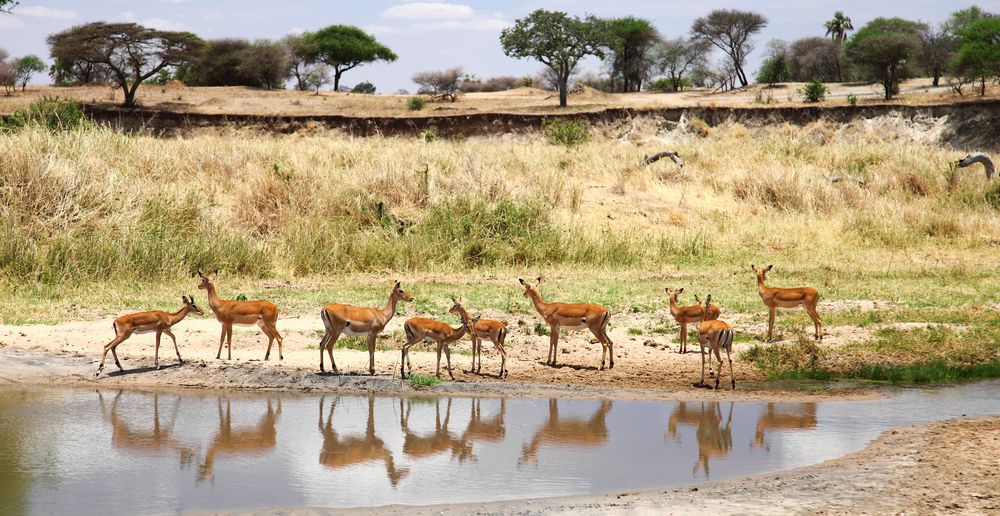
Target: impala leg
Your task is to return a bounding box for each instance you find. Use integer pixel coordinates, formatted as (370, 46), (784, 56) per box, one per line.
(444, 344), (454, 380)
(767, 307), (776, 342)
(494, 332), (508, 378)
(548, 327), (559, 366)
(226, 326), (233, 360)
(698, 334), (707, 386)
(216, 325), (226, 360)
(262, 321), (274, 361)
(726, 333), (736, 389)
(325, 332), (340, 375)
(600, 319), (615, 369)
(165, 328), (182, 365)
(400, 337), (420, 379)
(435, 342), (443, 379)
(98, 332), (129, 376)
(367, 333), (377, 375)
(679, 322), (686, 354)
(807, 304), (823, 341)
(274, 324), (284, 360)
(154, 329), (163, 369)
(111, 345), (124, 372)
(471, 336), (479, 373)
(317, 327), (335, 373)
(713, 341), (723, 390)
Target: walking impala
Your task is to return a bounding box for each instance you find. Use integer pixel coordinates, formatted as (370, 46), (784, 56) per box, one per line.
(752, 264), (823, 341)
(97, 295), (204, 376)
(697, 295), (736, 390)
(449, 298), (509, 379)
(399, 307), (478, 380)
(197, 271), (283, 361)
(519, 277), (614, 369)
(318, 281), (413, 374)
(665, 288), (720, 354)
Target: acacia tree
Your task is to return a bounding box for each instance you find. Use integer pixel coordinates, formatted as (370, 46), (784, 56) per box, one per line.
(15, 55), (45, 91)
(501, 9), (607, 107)
(238, 40), (287, 90)
(281, 34), (321, 91)
(306, 25), (396, 92)
(48, 22), (202, 107)
(790, 37), (844, 82)
(0, 0), (16, 14)
(951, 17), (1000, 96)
(412, 67), (462, 101)
(653, 36), (711, 92)
(845, 17), (925, 100)
(605, 16), (659, 92)
(919, 26), (958, 87)
(692, 9), (767, 88)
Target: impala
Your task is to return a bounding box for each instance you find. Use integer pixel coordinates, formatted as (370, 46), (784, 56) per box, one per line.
(399, 397), (471, 461)
(519, 277), (614, 369)
(697, 294), (736, 390)
(519, 399), (612, 466)
(449, 298), (509, 379)
(666, 401), (733, 476)
(752, 264), (823, 341)
(319, 396), (409, 487)
(399, 307), (478, 380)
(198, 398), (281, 482)
(318, 281), (413, 375)
(197, 271), (283, 361)
(97, 295), (204, 377)
(665, 287), (720, 354)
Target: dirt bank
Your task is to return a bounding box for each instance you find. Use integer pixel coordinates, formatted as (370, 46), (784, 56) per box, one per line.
(352, 416), (999, 515)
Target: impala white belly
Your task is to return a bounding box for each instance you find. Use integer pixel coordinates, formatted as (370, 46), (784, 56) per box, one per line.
(132, 326), (159, 335)
(560, 322), (588, 331)
(343, 326), (368, 337)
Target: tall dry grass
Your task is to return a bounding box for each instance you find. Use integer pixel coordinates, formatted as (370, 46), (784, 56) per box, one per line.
(1, 116), (998, 291)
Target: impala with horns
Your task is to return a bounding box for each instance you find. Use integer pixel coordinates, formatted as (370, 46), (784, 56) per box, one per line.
(399, 308), (478, 380)
(97, 295), (204, 377)
(519, 277), (615, 369)
(449, 298), (509, 379)
(197, 270), (283, 361)
(665, 288), (720, 354)
(752, 264), (822, 341)
(318, 281), (413, 375)
(697, 294), (736, 390)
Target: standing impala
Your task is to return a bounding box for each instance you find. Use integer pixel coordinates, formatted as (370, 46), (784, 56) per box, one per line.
(519, 277), (614, 370)
(197, 271), (283, 361)
(665, 288), (720, 354)
(752, 264), (822, 341)
(97, 295), (204, 377)
(449, 298), (509, 379)
(399, 307), (478, 380)
(697, 294), (735, 390)
(318, 281), (413, 375)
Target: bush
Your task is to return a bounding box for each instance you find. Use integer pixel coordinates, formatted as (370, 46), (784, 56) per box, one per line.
(800, 79), (828, 103)
(1, 97), (91, 132)
(351, 81), (376, 94)
(846, 93), (858, 106)
(542, 118), (591, 146)
(407, 96), (426, 111)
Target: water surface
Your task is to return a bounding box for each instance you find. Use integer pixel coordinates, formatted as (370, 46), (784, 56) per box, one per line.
(0, 381), (997, 514)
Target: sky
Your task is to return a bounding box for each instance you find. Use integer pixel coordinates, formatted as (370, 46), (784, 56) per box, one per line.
(0, 1), (994, 91)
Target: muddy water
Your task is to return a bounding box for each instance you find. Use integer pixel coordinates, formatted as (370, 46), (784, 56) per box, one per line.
(0, 381), (997, 514)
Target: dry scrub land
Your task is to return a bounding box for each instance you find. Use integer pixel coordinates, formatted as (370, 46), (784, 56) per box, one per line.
(1, 99), (998, 395)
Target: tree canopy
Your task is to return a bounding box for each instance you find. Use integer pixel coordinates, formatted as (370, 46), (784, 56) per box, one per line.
(306, 25), (396, 92)
(14, 55), (45, 91)
(951, 17), (1000, 95)
(48, 22), (203, 106)
(691, 9), (767, 87)
(653, 36), (711, 92)
(605, 16), (659, 92)
(845, 17), (925, 100)
(500, 9), (608, 107)
(824, 11), (854, 43)
(0, 0), (16, 14)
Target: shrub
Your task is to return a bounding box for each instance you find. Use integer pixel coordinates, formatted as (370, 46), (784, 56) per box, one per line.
(542, 118), (591, 146)
(407, 96), (426, 111)
(408, 374), (444, 387)
(1, 97), (91, 132)
(351, 81), (376, 94)
(846, 93), (858, 106)
(800, 79), (828, 103)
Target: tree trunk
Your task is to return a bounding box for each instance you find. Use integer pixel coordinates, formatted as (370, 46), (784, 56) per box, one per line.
(932, 73), (940, 87)
(981, 77), (986, 96)
(558, 75), (568, 107)
(122, 83), (136, 107)
(333, 69), (342, 92)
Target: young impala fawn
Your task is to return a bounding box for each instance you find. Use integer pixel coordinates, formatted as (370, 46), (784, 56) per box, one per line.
(400, 307), (478, 379)
(449, 298), (509, 379)
(752, 264), (822, 341)
(519, 277), (614, 370)
(97, 295), (204, 376)
(317, 281), (413, 374)
(697, 294), (735, 390)
(197, 271), (283, 361)
(665, 287), (720, 354)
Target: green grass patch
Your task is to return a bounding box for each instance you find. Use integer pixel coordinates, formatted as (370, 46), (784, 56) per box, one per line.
(407, 374), (444, 388)
(772, 360), (1000, 384)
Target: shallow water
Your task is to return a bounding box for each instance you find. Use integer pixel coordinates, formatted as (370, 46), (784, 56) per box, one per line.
(0, 381), (997, 514)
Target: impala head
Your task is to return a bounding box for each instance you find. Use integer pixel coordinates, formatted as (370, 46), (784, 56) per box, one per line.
(391, 281), (414, 302)
(519, 277), (542, 299)
(751, 264), (773, 283)
(196, 270), (219, 291)
(448, 297), (466, 317)
(665, 287), (684, 303)
(462, 315), (481, 332)
(704, 294), (713, 314)
(182, 295), (205, 316)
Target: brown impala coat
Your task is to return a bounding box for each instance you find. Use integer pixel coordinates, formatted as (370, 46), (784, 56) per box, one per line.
(665, 287), (720, 354)
(197, 271), (283, 361)
(318, 281), (413, 374)
(519, 278), (615, 369)
(752, 264), (823, 340)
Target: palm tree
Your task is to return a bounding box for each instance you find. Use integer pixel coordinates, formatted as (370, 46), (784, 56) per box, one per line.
(824, 11), (854, 43)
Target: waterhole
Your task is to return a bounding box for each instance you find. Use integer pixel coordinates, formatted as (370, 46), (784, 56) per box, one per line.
(0, 381), (997, 513)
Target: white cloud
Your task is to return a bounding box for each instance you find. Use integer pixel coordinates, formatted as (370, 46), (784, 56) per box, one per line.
(16, 6), (77, 19)
(414, 15), (510, 31)
(381, 2), (474, 20)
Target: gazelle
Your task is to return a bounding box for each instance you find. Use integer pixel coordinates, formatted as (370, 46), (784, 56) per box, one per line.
(697, 294), (735, 390)
(449, 298), (509, 379)
(399, 309), (478, 379)
(752, 264), (822, 341)
(665, 288), (720, 354)
(197, 270), (283, 361)
(97, 295), (204, 377)
(519, 277), (614, 369)
(318, 281), (413, 375)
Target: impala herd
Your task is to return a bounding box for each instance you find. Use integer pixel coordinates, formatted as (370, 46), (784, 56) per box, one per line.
(98, 266), (823, 390)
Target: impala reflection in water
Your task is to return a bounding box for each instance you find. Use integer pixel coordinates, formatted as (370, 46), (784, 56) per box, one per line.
(0, 382), (996, 513)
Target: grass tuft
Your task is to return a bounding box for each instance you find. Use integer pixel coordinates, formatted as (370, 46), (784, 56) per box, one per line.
(407, 374), (444, 388)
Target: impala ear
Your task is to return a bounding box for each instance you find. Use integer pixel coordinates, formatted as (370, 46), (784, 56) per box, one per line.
(766, 264), (773, 272)
(695, 294), (701, 303)
(536, 276), (542, 284)
(519, 278), (526, 286)
(212, 269), (220, 280)
(705, 294), (712, 306)
(751, 264), (757, 272)
(196, 270), (205, 279)
(677, 287), (684, 294)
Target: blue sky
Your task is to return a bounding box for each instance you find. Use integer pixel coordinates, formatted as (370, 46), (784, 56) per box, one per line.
(0, 1), (993, 91)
